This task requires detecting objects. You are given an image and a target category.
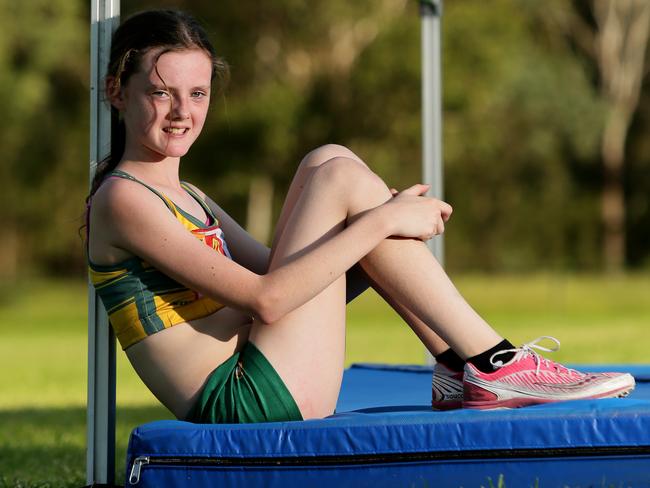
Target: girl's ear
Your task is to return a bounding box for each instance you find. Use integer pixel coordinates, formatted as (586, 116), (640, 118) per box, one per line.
(105, 75), (126, 111)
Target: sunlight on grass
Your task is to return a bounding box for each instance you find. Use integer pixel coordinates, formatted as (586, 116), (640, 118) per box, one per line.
(346, 273), (650, 365)
(1, 274), (649, 409)
(452, 274), (650, 363)
(0, 274), (648, 486)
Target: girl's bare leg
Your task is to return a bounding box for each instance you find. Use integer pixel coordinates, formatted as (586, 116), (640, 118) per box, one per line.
(362, 272), (452, 356)
(272, 145), (459, 357)
(249, 147), (503, 420)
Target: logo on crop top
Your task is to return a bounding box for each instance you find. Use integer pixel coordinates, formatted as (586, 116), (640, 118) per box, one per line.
(191, 224), (232, 258)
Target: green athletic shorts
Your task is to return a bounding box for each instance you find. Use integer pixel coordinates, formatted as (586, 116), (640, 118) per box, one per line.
(185, 342), (303, 424)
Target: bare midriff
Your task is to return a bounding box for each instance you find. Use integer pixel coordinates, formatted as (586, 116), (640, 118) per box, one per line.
(125, 307), (252, 419)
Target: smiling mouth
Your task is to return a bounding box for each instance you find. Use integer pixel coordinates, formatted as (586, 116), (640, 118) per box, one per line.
(163, 127), (189, 135)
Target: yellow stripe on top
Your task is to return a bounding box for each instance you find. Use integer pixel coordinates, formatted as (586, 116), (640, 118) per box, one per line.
(88, 170), (232, 350)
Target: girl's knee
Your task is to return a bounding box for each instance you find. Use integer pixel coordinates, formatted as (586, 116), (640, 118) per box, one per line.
(315, 156), (364, 183)
(315, 157), (388, 198)
(301, 144), (366, 169)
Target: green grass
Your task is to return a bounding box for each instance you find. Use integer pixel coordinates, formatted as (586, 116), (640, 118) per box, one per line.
(348, 273), (650, 364)
(0, 274), (648, 486)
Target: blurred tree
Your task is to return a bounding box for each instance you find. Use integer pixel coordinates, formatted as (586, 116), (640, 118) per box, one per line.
(539, 0), (650, 272)
(440, 0), (605, 271)
(0, 0), (88, 280)
(1, 0), (647, 278)
(626, 82), (650, 268)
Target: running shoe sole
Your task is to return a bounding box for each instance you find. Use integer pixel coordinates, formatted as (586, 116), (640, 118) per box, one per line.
(463, 369), (635, 410)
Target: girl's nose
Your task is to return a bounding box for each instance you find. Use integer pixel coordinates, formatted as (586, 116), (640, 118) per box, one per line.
(171, 96), (190, 120)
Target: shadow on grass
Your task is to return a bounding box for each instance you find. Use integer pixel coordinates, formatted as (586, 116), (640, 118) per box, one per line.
(0, 404), (172, 488)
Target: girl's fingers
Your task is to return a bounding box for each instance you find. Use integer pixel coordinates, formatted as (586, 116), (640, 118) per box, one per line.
(431, 218), (445, 237)
(441, 202), (453, 221)
(400, 183), (430, 196)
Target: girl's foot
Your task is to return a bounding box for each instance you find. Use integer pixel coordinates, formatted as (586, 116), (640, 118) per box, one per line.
(462, 337), (636, 410)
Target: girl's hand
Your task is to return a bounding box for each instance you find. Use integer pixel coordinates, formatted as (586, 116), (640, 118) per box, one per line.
(382, 184), (452, 241)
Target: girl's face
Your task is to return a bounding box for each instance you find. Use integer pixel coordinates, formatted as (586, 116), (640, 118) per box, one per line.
(112, 48), (213, 162)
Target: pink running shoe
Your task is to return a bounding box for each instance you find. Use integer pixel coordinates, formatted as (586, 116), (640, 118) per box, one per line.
(431, 363), (464, 410)
(463, 336), (635, 410)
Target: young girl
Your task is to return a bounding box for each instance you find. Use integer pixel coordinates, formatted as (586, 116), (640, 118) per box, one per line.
(86, 9), (634, 423)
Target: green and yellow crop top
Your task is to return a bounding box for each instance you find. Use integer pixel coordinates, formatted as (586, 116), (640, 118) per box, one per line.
(88, 170), (231, 350)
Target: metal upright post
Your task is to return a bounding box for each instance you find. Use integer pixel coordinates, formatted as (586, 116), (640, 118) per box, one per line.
(420, 0), (443, 364)
(87, 1), (120, 485)
(420, 0), (444, 263)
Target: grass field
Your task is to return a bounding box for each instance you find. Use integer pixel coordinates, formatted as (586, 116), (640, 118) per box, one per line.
(0, 274), (648, 487)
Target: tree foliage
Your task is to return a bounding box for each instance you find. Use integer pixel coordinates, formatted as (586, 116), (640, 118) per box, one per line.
(2, 0), (649, 280)
(442, 0), (607, 270)
(0, 0), (88, 278)
(524, 0), (650, 273)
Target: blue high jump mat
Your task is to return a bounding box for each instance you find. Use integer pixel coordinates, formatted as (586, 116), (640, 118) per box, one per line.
(126, 364), (650, 487)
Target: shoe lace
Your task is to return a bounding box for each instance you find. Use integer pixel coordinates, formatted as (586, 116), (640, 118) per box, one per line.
(489, 336), (577, 376)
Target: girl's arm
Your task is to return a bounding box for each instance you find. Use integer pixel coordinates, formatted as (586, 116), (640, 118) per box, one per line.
(95, 179), (443, 324)
(185, 182), (372, 304)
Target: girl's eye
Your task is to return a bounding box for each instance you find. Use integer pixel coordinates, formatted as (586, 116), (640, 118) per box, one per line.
(191, 91), (207, 99)
(151, 90), (169, 98)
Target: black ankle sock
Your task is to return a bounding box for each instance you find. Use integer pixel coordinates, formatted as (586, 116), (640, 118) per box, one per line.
(434, 348), (465, 372)
(467, 339), (516, 373)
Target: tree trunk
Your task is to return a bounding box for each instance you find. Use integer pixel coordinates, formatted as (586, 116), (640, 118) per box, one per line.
(594, 0), (650, 272)
(246, 175), (274, 245)
(601, 109), (626, 272)
(0, 227), (19, 282)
